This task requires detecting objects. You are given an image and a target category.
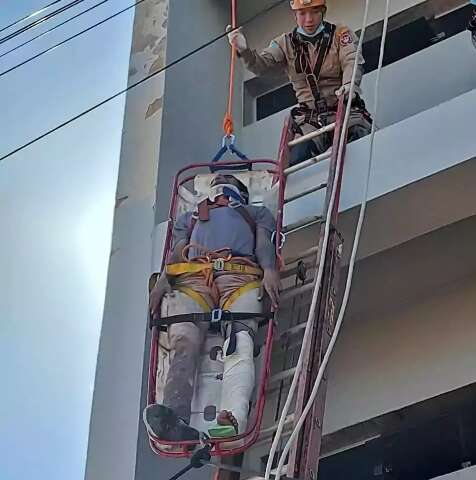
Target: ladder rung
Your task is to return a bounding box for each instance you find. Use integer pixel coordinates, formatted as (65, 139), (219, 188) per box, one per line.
(268, 367), (297, 385)
(259, 414), (295, 440)
(282, 216), (323, 235)
(284, 150), (332, 176)
(285, 245), (319, 265)
(288, 123), (336, 147)
(276, 321), (307, 342)
(284, 182), (327, 204)
(280, 282), (314, 302)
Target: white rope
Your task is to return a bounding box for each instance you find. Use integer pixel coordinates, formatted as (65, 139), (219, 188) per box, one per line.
(264, 2), (372, 478)
(272, 1), (391, 479)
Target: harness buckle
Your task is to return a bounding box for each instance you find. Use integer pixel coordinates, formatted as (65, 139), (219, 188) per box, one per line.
(212, 258), (225, 271)
(221, 134), (236, 149)
(315, 99), (328, 115)
(210, 308), (223, 326)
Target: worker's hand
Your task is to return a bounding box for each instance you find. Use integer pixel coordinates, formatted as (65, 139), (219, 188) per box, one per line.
(335, 83), (356, 100)
(259, 268), (282, 312)
(226, 25), (248, 53)
(149, 274), (172, 321)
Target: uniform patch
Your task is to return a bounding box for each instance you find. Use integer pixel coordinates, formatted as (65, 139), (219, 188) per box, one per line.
(339, 31), (353, 46)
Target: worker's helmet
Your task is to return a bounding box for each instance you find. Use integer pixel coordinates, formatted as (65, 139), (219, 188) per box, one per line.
(290, 0), (326, 10)
(210, 174), (250, 204)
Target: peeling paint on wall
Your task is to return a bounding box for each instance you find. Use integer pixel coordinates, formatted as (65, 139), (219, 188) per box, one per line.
(85, 2), (170, 477)
(128, 0), (168, 87)
(145, 96), (163, 119)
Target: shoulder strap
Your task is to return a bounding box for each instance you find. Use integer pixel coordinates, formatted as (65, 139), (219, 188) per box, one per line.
(290, 23), (336, 106)
(187, 205), (256, 239)
(313, 22), (336, 78)
(188, 213), (198, 240)
(234, 206), (257, 235)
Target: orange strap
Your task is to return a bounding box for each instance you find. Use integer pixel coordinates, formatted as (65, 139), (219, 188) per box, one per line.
(223, 0), (237, 137)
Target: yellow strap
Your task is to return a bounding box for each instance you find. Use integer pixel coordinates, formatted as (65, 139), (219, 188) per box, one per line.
(166, 262), (262, 277)
(166, 263), (210, 275)
(222, 280), (261, 310)
(175, 286), (212, 313)
(225, 263), (262, 276)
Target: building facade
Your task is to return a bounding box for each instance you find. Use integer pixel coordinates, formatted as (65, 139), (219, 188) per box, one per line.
(86, 1), (476, 479)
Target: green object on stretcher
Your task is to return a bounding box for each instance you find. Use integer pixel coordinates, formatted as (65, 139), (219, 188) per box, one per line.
(208, 424), (237, 438)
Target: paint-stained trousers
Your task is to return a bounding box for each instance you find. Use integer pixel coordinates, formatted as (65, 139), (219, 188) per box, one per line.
(160, 272), (261, 433)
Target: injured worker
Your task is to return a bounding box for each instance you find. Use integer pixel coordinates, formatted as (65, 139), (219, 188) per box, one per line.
(144, 174), (281, 442)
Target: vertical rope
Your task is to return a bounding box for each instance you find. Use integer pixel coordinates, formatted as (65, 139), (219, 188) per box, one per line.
(223, 0), (237, 136)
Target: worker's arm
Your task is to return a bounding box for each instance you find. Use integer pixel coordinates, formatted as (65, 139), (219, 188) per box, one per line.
(336, 25), (364, 96)
(228, 28), (286, 77)
(149, 214), (191, 320)
(254, 207), (282, 311)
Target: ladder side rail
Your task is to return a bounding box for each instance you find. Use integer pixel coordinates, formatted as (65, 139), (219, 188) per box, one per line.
(287, 95), (347, 477)
(298, 232), (343, 480)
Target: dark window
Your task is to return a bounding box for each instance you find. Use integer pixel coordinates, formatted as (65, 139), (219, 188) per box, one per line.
(319, 408), (476, 480)
(256, 83), (296, 121)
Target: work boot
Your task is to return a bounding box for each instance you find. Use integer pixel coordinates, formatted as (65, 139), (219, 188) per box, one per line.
(143, 404), (199, 441)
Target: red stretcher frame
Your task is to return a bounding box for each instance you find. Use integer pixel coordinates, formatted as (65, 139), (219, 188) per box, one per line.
(145, 124), (292, 458)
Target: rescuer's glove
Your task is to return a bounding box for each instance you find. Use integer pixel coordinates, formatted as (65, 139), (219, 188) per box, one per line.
(227, 25), (248, 53)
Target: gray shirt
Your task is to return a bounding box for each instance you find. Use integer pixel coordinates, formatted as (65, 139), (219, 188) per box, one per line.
(173, 205), (276, 268)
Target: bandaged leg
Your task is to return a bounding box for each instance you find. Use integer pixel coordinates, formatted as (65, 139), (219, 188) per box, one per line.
(213, 279), (261, 436)
(218, 331), (255, 435)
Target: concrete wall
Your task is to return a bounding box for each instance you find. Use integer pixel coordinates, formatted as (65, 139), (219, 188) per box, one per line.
(154, 0), (238, 223)
(323, 272), (476, 434)
(85, 2), (169, 480)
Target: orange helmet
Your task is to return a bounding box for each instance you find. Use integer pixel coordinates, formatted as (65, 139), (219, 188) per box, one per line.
(290, 0), (326, 10)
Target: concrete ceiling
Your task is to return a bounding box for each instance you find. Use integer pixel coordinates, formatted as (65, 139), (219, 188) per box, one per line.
(344, 213), (476, 321)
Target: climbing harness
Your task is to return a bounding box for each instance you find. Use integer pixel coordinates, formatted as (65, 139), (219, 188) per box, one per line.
(290, 22), (336, 114)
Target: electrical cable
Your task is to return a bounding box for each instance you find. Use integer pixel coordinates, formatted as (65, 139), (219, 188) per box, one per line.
(0, 1), (61, 35)
(0, 0), (88, 46)
(0, 0), (288, 163)
(0, 0), (110, 60)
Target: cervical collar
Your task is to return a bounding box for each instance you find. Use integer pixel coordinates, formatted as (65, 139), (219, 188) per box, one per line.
(208, 184), (246, 205)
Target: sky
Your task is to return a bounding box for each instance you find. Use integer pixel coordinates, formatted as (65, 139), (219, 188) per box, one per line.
(0, 2), (134, 479)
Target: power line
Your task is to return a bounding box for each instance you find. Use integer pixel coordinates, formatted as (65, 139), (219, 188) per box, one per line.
(0, 0), (287, 163)
(0, 0), (110, 60)
(0, 0), (145, 78)
(0, 0), (88, 46)
(0, 1), (62, 34)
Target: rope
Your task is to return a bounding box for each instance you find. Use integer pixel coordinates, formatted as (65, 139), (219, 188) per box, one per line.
(271, 1), (392, 479)
(223, 0), (238, 137)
